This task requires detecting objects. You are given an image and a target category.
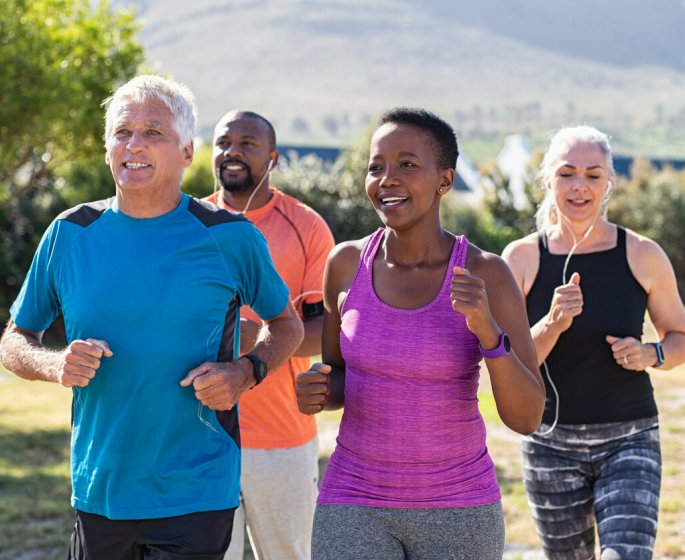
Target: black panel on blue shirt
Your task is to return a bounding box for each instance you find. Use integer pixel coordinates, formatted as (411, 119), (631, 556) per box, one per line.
(216, 409), (241, 450)
(56, 199), (110, 228)
(187, 197), (248, 227)
(217, 298), (239, 364)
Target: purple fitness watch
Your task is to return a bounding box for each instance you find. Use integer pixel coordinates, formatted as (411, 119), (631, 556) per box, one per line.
(478, 332), (511, 359)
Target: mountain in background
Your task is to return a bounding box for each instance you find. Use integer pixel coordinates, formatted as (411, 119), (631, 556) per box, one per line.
(110, 0), (685, 157)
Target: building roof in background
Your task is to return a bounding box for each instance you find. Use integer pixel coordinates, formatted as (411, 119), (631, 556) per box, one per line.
(280, 145), (479, 192)
(280, 145), (341, 163)
(613, 155), (685, 177)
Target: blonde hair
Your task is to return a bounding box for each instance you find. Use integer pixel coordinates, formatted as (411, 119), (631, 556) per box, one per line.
(535, 125), (615, 233)
(102, 75), (197, 151)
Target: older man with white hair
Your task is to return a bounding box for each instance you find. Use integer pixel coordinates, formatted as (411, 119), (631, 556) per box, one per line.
(0, 75), (303, 560)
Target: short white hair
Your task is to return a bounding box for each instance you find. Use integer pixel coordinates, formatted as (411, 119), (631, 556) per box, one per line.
(535, 125), (616, 233)
(102, 75), (197, 151)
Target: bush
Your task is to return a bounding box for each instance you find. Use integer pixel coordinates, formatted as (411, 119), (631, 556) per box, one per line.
(609, 160), (685, 298)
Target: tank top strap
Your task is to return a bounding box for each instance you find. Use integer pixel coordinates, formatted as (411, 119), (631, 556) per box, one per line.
(343, 229), (384, 313)
(616, 225), (626, 251)
(537, 231), (549, 254)
(360, 228), (385, 271)
(450, 234), (469, 270)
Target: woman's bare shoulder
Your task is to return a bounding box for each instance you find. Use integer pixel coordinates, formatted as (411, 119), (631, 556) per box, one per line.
(502, 232), (540, 264)
(328, 237), (367, 268)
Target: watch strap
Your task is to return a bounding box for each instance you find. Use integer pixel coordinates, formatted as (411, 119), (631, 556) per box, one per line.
(243, 353), (267, 386)
(651, 342), (665, 368)
(478, 332), (511, 359)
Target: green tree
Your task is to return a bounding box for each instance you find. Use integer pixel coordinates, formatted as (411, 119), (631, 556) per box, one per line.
(274, 132), (380, 242)
(0, 0), (142, 200)
(182, 144), (215, 199)
(440, 158), (540, 255)
(0, 0), (143, 320)
(609, 161), (685, 298)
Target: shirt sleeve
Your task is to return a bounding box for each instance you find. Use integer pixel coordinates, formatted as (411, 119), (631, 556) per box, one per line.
(227, 223), (290, 322)
(10, 221), (63, 332)
(299, 213), (335, 308)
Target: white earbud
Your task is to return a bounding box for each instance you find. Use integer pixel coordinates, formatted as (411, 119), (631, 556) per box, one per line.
(267, 159), (274, 171)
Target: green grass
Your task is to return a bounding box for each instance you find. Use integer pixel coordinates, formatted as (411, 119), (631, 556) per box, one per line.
(0, 371), (74, 560)
(3, 365), (685, 559)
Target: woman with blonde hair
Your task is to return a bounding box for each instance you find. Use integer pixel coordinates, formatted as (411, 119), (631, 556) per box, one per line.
(503, 125), (685, 559)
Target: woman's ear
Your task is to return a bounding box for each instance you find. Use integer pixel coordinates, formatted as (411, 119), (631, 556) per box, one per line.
(438, 168), (455, 194)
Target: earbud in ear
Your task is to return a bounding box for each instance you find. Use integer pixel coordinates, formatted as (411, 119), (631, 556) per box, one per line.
(267, 160), (274, 171)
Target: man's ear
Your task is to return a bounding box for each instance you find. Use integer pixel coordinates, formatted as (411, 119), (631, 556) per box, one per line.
(268, 150), (280, 171)
(183, 142), (194, 167)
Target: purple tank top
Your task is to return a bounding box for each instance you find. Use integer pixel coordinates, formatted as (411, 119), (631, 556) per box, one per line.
(318, 228), (501, 508)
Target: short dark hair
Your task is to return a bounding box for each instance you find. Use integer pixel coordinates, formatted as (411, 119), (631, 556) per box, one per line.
(226, 110), (277, 149)
(374, 107), (459, 170)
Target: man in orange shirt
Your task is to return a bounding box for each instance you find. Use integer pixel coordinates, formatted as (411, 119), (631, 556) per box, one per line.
(206, 110), (334, 560)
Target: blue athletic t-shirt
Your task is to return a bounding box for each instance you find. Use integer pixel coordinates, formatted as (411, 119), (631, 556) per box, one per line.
(10, 194), (290, 520)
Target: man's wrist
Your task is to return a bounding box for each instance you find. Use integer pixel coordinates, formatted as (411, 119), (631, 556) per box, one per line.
(242, 353), (268, 387)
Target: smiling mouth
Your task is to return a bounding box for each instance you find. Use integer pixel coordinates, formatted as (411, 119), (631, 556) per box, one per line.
(124, 162), (151, 169)
(221, 161), (247, 173)
(380, 196), (408, 207)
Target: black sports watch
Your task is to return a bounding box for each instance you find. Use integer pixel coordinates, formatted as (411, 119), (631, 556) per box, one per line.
(243, 353), (268, 386)
(651, 342), (665, 368)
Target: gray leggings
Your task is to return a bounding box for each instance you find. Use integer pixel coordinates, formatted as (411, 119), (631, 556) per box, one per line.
(311, 502), (504, 560)
(523, 417), (661, 560)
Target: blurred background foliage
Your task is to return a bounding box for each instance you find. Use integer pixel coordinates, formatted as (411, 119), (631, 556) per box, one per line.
(2, 0), (684, 327)
(0, 0), (143, 322)
(186, 135), (685, 299)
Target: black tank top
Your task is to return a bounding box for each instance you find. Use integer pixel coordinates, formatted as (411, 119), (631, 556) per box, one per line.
(527, 227), (657, 424)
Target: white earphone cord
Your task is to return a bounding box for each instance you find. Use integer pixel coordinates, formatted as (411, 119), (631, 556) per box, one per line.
(214, 161), (273, 215)
(537, 211), (598, 436)
(240, 162), (273, 214)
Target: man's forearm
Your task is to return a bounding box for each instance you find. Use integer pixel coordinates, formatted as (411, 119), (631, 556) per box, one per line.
(251, 304), (304, 373)
(0, 322), (61, 382)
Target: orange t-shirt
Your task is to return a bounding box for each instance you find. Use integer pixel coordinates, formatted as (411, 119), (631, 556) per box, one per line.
(205, 188), (335, 448)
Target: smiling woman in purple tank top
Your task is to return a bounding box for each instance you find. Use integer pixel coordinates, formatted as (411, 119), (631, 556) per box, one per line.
(295, 108), (545, 560)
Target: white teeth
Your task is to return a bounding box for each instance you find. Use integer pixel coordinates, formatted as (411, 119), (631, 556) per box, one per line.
(225, 165), (244, 171)
(381, 197), (407, 206)
(125, 162), (150, 169)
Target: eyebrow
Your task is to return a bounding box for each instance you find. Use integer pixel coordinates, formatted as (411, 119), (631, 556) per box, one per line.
(559, 163), (604, 170)
(113, 119), (168, 129)
(144, 120), (168, 129)
(215, 131), (260, 141)
(370, 151), (421, 160)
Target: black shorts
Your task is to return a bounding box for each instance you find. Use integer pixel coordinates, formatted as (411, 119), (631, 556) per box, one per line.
(68, 508), (235, 560)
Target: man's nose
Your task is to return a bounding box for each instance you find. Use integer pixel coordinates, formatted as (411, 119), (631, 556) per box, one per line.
(223, 142), (242, 158)
(126, 131), (144, 152)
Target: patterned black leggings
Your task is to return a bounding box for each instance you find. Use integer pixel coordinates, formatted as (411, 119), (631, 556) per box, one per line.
(522, 417), (661, 560)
